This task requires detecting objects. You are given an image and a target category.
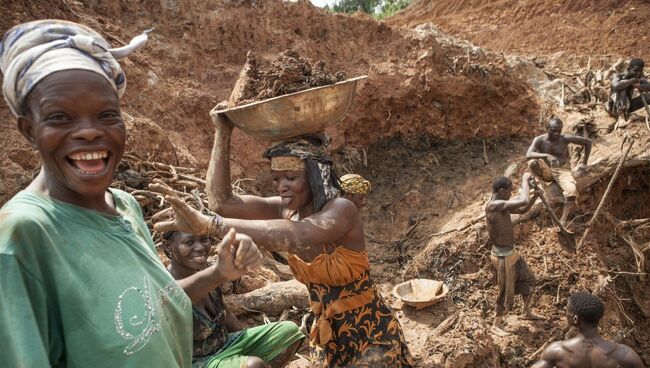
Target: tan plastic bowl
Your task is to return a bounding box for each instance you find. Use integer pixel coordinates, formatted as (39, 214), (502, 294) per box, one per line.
(393, 279), (449, 310)
(210, 76), (367, 140)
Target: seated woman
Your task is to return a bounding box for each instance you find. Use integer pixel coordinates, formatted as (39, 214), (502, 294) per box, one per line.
(151, 115), (412, 367)
(162, 230), (304, 368)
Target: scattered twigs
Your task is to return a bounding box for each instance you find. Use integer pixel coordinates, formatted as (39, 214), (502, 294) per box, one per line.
(482, 139), (489, 164)
(640, 93), (650, 133)
(558, 253), (578, 275)
(115, 153), (247, 244)
(232, 178), (254, 196)
(609, 286), (635, 325)
(603, 211), (650, 232)
(547, 59), (625, 107)
(447, 191), (457, 208)
(608, 270), (647, 276)
(614, 327), (635, 343)
(393, 216), (423, 266)
(578, 136), (635, 249)
(433, 214), (485, 237)
(124, 154), (198, 173)
(618, 233), (645, 280)
(632, 292), (650, 318)
(191, 189), (206, 213)
(432, 313), (458, 336)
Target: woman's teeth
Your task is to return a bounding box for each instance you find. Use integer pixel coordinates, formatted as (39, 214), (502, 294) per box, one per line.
(68, 150), (109, 175)
(68, 150), (108, 160)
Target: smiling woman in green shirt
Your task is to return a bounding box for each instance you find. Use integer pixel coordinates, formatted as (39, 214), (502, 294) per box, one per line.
(0, 20), (260, 368)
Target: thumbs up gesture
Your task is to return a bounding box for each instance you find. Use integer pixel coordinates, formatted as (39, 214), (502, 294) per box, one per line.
(214, 228), (263, 281)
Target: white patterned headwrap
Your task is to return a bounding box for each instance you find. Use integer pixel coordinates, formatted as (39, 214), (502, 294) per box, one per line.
(0, 19), (151, 117)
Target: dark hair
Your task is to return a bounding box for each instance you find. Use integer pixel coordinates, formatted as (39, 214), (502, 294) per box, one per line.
(305, 158), (341, 211)
(568, 292), (604, 326)
(161, 231), (178, 259)
(492, 176), (512, 193)
(548, 117), (563, 127)
(629, 58), (644, 70)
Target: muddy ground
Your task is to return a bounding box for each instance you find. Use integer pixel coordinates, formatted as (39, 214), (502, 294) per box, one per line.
(1, 1), (649, 367)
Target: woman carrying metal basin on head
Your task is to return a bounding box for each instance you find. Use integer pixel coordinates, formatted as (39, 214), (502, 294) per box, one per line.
(151, 79), (412, 368)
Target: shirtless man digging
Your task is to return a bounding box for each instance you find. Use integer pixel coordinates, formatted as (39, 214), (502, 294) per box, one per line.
(485, 173), (544, 336)
(532, 292), (644, 368)
(526, 118), (592, 229)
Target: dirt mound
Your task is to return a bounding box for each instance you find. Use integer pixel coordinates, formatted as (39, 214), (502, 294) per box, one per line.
(230, 50), (346, 106)
(352, 121), (650, 367)
(7, 1), (650, 367)
(0, 0), (540, 204)
(388, 0), (650, 67)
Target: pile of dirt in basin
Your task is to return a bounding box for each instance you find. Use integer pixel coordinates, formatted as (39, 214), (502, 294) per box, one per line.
(228, 49), (347, 107)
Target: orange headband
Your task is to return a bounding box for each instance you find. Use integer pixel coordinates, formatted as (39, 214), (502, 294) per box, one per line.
(270, 156), (304, 171)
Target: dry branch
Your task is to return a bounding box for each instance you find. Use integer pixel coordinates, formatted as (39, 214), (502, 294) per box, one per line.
(578, 137), (635, 249)
(618, 234), (645, 280)
(433, 214), (485, 237)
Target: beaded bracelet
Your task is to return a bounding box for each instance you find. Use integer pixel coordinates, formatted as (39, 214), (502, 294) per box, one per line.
(208, 215), (226, 239)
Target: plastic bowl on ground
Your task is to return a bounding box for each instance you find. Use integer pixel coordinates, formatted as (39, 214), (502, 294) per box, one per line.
(210, 76), (367, 140)
(392, 279), (449, 310)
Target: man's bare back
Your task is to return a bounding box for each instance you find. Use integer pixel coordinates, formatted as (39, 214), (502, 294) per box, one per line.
(532, 292), (644, 368)
(485, 205), (515, 249)
(534, 336), (643, 368)
(485, 174), (537, 249)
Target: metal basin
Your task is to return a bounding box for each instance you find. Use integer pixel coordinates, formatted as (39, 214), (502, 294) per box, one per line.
(210, 76), (367, 140)
(393, 279), (449, 310)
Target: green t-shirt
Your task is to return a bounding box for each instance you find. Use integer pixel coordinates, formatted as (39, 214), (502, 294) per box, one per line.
(0, 189), (193, 367)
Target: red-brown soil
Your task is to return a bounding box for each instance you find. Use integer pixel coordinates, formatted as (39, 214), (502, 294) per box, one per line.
(2, 1), (650, 367)
(0, 0), (539, 204)
(388, 0), (650, 68)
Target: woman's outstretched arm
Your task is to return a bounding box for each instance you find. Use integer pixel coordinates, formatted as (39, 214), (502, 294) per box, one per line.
(206, 113), (284, 220)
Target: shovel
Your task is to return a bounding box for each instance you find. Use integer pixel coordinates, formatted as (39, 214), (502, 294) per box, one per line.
(528, 178), (576, 252)
(639, 91), (650, 131)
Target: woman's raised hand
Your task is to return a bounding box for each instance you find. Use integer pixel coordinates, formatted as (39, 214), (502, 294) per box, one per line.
(212, 103), (235, 130)
(149, 181), (212, 235)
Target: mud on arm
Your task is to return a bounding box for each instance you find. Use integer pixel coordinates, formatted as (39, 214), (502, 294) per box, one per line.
(220, 199), (358, 258)
(206, 114), (284, 220)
